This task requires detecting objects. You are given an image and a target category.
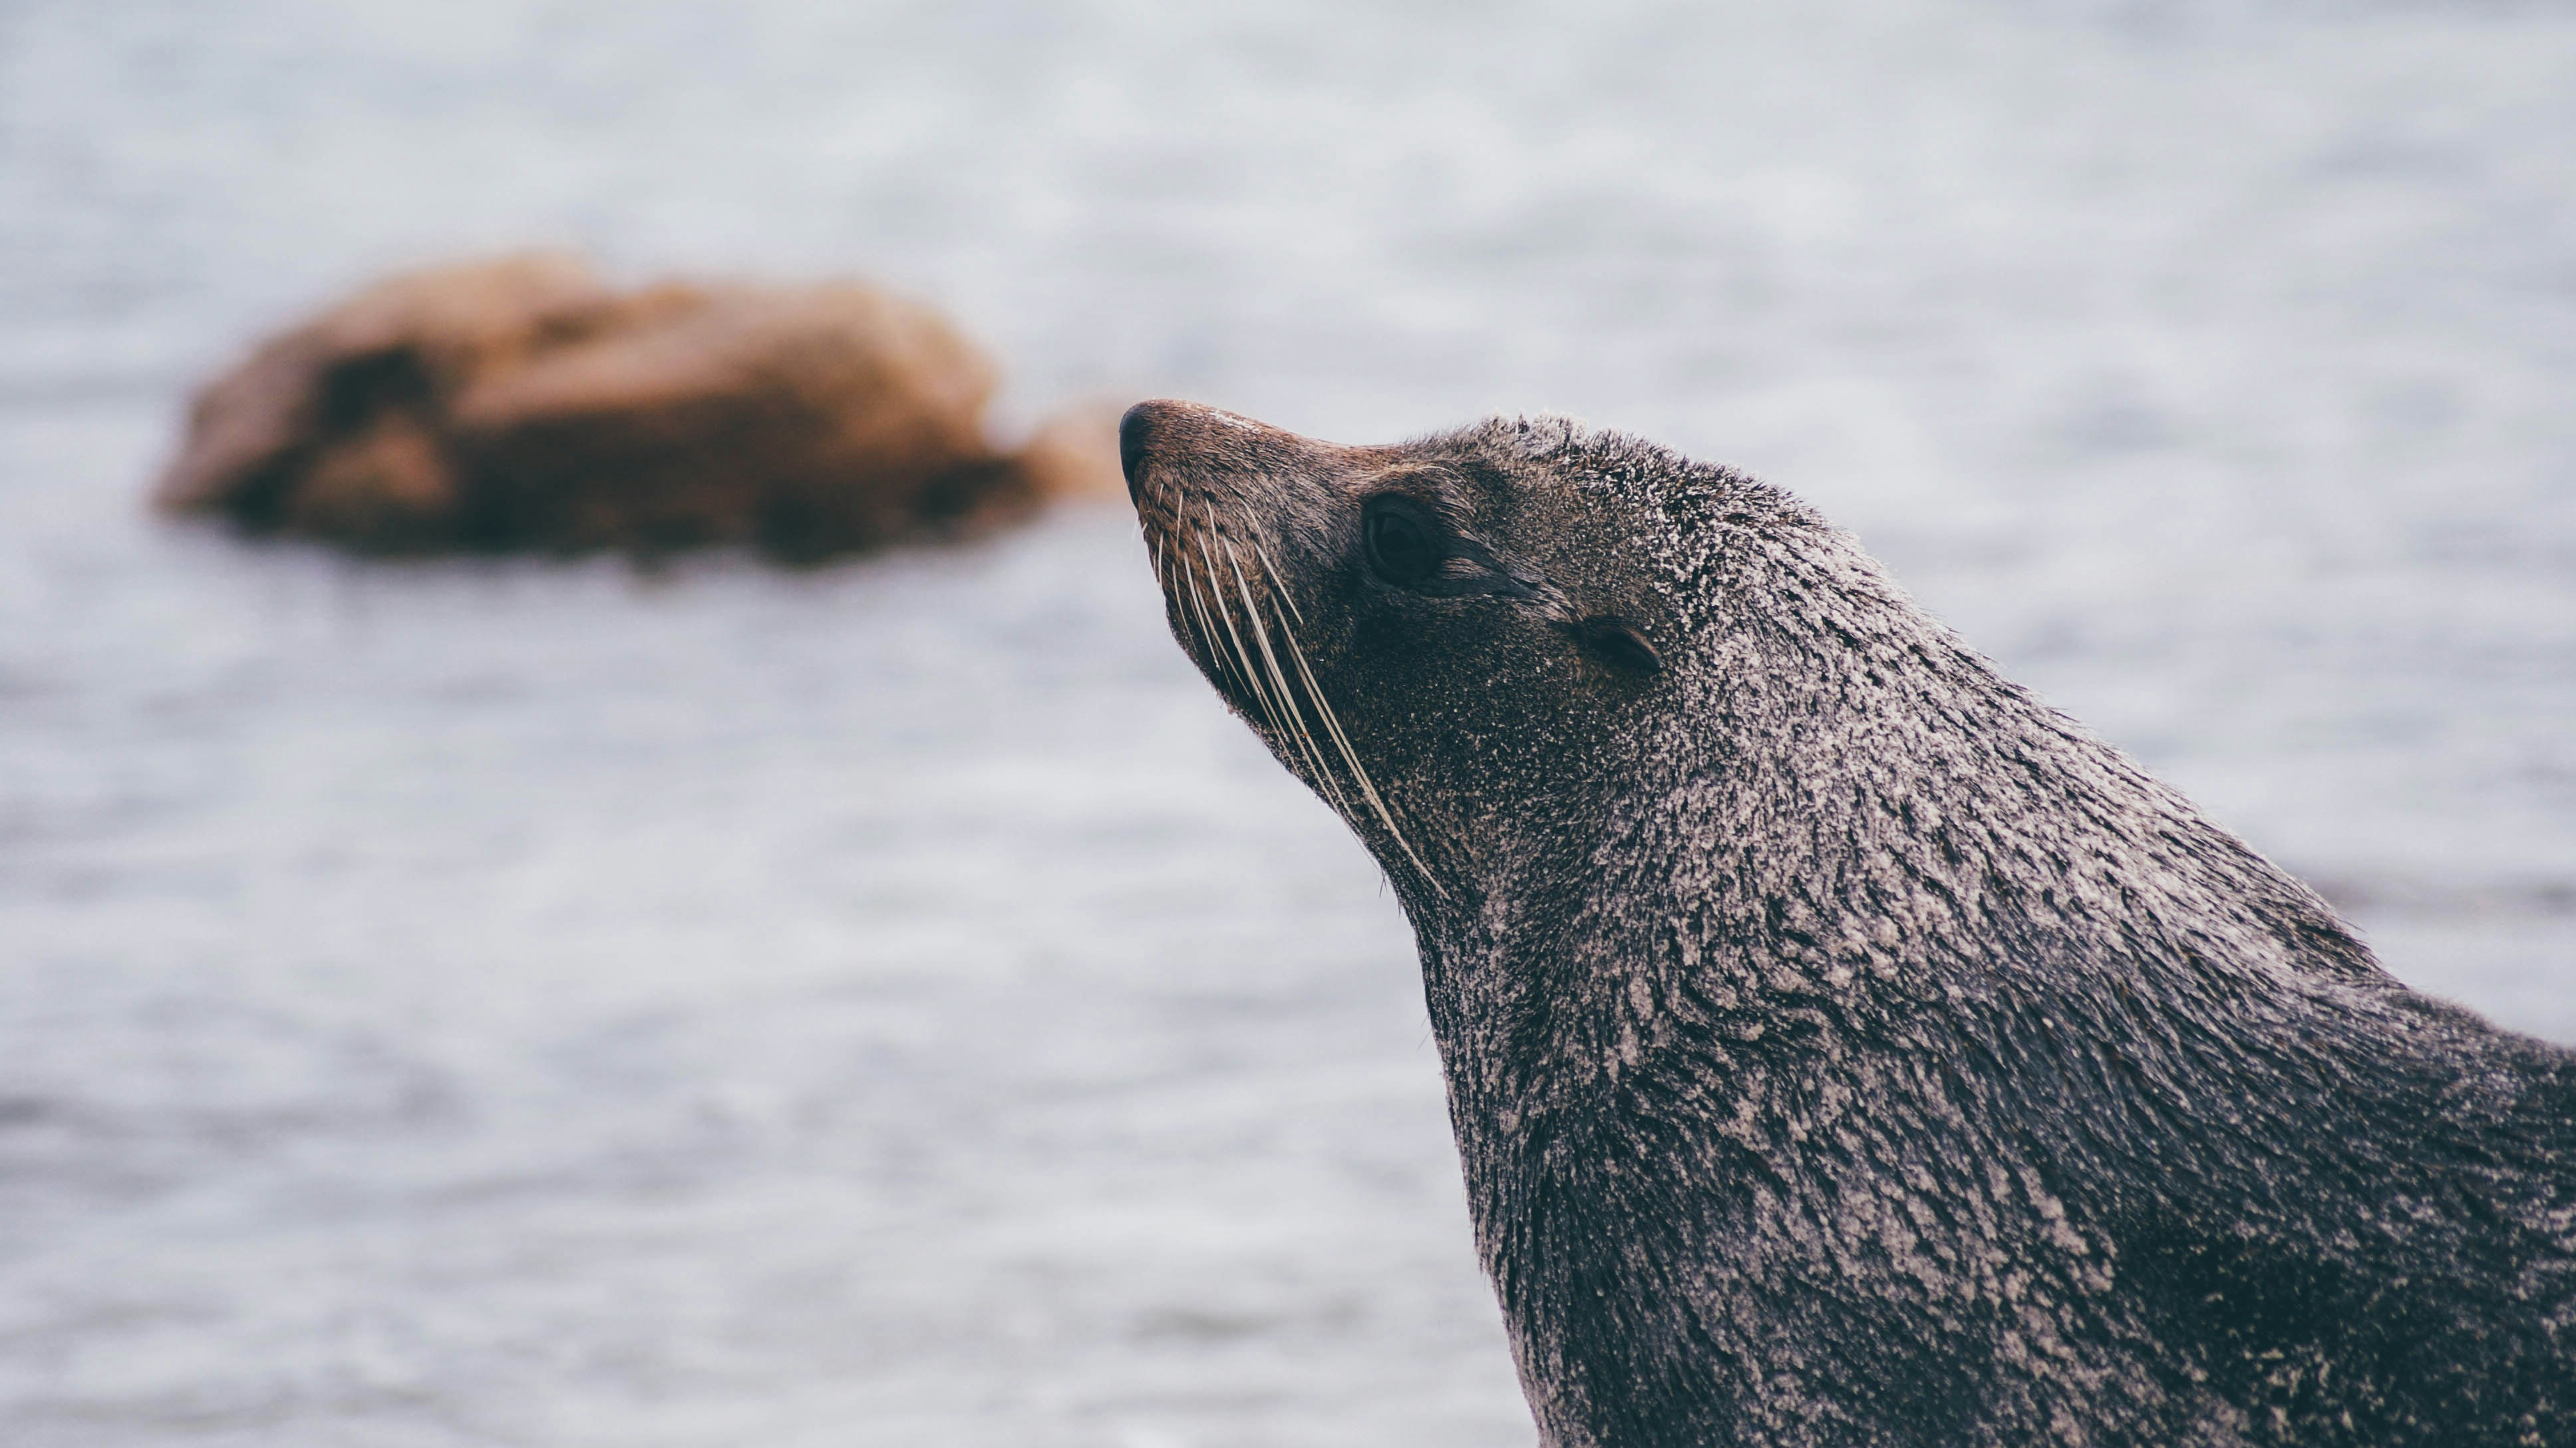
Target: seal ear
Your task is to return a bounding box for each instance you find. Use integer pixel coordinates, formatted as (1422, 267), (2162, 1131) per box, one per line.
(1574, 615), (1662, 677)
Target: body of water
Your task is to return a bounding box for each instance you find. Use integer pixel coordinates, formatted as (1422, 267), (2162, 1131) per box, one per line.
(3, 3), (2573, 1444)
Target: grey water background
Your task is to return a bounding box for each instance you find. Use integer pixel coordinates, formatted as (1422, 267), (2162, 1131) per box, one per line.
(4, 2), (2573, 1444)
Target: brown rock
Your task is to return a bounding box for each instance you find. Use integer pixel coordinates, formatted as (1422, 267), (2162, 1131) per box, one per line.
(1004, 404), (1129, 506)
(154, 254), (1104, 562)
(286, 411), (456, 548)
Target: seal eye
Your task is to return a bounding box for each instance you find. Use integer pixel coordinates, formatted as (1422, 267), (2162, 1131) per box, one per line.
(1576, 616), (1663, 677)
(1363, 500), (1444, 586)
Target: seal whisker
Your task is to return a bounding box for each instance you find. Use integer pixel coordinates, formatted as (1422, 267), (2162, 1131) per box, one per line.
(1153, 533), (1182, 633)
(1193, 532), (1291, 738)
(1221, 539), (1355, 825)
(1164, 533), (1217, 679)
(1171, 544), (1221, 682)
(1179, 525), (1237, 685)
(1217, 542), (1314, 749)
(1251, 542), (1305, 626)
(1180, 550), (1264, 728)
(1202, 512), (1326, 778)
(1232, 543), (1352, 815)
(1257, 591), (1365, 826)
(1182, 558), (1227, 686)
(1226, 540), (1349, 813)
(1265, 582), (1444, 895)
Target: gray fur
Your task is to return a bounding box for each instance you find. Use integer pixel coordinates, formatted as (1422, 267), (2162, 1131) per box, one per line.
(1119, 400), (2576, 1447)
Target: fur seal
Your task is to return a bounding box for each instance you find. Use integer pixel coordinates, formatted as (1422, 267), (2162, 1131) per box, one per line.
(1118, 399), (2576, 1447)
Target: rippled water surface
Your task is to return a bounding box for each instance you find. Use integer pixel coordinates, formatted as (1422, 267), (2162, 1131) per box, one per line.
(4, 3), (2573, 1445)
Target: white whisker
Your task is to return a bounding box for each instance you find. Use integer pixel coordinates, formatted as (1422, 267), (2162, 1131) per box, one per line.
(1264, 572), (1444, 895)
(1192, 533), (1289, 736)
(1197, 506), (1286, 727)
(1252, 542), (1305, 626)
(1150, 508), (1442, 898)
(1178, 552), (1251, 715)
(1222, 540), (1352, 823)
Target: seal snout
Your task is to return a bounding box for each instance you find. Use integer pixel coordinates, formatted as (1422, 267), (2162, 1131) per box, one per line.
(1119, 399), (1289, 506)
(1120, 399), (1213, 504)
(1118, 401), (1164, 503)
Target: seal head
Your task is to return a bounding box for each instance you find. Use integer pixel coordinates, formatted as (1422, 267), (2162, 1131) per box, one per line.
(1119, 399), (1695, 903)
(1122, 399), (2576, 1448)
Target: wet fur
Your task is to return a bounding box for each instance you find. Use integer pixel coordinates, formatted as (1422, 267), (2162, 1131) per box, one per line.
(1123, 404), (2576, 1447)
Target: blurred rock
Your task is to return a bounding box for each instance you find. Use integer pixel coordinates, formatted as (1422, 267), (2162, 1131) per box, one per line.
(1002, 403), (1130, 506)
(154, 254), (1112, 561)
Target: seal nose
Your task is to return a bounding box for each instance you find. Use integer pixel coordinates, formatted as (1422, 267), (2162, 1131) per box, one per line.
(1118, 403), (1158, 503)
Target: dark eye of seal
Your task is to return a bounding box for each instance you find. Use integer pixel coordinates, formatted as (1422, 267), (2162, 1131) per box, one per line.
(1362, 497), (1444, 586)
(1575, 615), (1662, 676)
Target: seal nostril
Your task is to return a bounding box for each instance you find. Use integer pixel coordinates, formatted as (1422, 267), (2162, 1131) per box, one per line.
(1118, 403), (1156, 502)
